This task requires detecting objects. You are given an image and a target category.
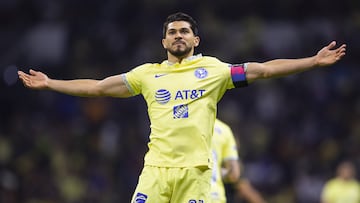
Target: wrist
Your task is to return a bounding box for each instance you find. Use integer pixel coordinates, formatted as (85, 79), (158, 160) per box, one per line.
(311, 55), (320, 67)
(45, 78), (53, 90)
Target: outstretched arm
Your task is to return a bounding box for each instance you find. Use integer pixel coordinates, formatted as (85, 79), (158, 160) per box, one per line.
(245, 41), (346, 83)
(18, 69), (132, 98)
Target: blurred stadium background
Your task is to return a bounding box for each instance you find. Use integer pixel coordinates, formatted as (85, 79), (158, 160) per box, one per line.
(0, 0), (359, 202)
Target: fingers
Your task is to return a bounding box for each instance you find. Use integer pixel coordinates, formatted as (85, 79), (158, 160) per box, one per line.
(17, 70), (32, 87)
(336, 44), (346, 56)
(18, 69), (35, 79)
(326, 41), (346, 61)
(18, 74), (29, 87)
(17, 70), (24, 77)
(17, 71), (26, 80)
(18, 70), (30, 77)
(29, 69), (37, 75)
(327, 41), (336, 49)
(336, 44), (346, 51)
(334, 44), (346, 60)
(328, 41), (347, 52)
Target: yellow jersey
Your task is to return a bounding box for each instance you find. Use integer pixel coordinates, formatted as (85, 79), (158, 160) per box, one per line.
(123, 54), (247, 168)
(322, 178), (360, 203)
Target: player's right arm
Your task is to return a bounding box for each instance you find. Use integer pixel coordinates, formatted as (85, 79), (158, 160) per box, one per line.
(18, 69), (132, 98)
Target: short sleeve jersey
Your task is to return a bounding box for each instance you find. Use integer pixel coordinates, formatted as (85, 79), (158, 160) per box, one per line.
(321, 178), (360, 203)
(123, 54), (247, 168)
(210, 119), (239, 202)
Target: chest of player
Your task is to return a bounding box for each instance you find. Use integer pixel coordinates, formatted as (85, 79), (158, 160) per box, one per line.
(143, 66), (223, 104)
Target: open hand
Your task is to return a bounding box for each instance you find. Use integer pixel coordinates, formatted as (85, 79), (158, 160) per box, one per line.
(18, 69), (49, 89)
(316, 41), (346, 67)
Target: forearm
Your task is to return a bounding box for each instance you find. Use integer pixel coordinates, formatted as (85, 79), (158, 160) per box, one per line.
(246, 56), (318, 82)
(262, 56), (317, 77)
(47, 79), (103, 97)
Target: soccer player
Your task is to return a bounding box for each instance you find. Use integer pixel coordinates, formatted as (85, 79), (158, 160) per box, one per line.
(321, 161), (360, 203)
(18, 12), (346, 203)
(211, 118), (267, 203)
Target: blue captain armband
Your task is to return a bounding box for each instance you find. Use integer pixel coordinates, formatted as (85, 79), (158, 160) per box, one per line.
(230, 63), (248, 88)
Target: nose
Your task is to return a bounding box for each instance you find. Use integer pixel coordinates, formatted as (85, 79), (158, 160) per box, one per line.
(174, 31), (183, 39)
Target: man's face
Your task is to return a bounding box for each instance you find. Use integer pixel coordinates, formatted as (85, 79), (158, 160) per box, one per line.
(162, 21), (200, 57)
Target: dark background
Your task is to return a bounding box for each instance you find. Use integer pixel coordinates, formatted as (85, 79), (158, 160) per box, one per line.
(1, 0), (359, 202)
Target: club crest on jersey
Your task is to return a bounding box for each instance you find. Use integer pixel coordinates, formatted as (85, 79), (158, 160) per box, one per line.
(194, 68), (208, 79)
(133, 192), (147, 203)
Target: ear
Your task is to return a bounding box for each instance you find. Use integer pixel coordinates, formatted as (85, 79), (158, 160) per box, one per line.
(162, 38), (167, 49)
(194, 36), (200, 47)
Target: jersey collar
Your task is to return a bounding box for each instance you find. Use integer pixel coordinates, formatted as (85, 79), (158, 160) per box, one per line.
(164, 54), (203, 66)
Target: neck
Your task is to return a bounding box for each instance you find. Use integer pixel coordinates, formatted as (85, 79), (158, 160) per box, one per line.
(167, 50), (194, 64)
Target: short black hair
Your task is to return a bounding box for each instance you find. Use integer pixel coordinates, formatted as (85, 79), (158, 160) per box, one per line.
(163, 12), (199, 38)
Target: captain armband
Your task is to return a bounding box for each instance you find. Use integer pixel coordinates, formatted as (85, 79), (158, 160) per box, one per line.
(230, 63), (248, 88)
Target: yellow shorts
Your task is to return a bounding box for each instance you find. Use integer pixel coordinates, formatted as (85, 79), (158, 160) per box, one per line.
(131, 165), (212, 203)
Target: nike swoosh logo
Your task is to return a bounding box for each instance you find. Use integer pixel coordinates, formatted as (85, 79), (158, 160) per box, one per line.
(154, 74), (168, 78)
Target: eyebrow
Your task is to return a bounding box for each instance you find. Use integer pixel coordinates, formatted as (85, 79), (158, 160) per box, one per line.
(167, 27), (191, 32)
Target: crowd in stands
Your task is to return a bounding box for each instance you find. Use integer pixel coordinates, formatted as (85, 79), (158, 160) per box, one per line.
(1, 0), (359, 202)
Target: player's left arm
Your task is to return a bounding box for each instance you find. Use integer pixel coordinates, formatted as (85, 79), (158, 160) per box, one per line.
(245, 41), (346, 83)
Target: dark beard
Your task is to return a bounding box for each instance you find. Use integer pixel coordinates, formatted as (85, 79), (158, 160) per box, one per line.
(167, 46), (192, 57)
